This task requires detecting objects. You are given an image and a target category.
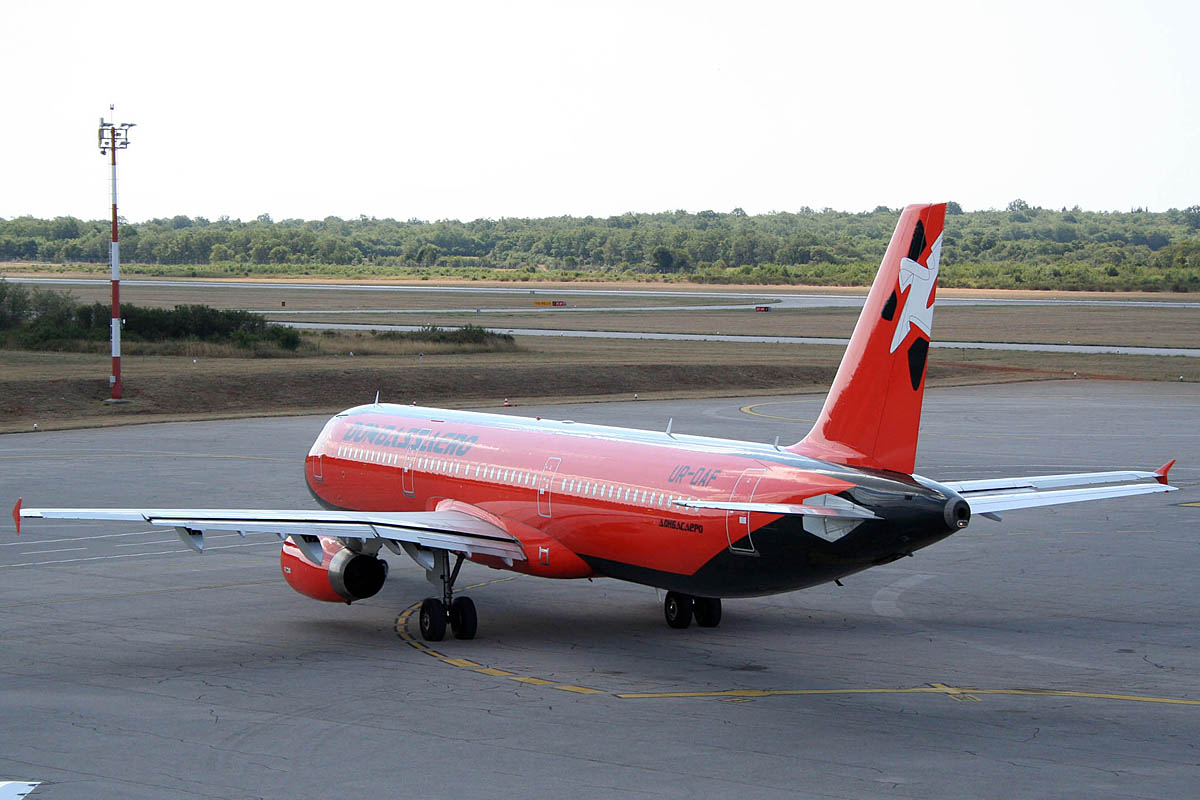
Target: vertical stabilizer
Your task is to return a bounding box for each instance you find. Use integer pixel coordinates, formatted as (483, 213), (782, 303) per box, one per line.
(791, 203), (946, 474)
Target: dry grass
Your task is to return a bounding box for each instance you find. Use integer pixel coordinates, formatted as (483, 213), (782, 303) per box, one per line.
(6, 278), (749, 312)
(5, 330), (519, 359)
(284, 304), (1200, 349)
(6, 266), (1200, 302)
(1, 274), (1195, 434)
(2, 334), (1196, 434)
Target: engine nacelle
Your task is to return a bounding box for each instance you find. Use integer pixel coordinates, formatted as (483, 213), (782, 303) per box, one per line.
(280, 536), (388, 604)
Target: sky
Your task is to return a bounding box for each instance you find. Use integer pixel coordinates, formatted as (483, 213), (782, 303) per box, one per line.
(3, 0), (1198, 223)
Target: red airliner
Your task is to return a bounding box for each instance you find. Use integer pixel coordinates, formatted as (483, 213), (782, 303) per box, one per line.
(14, 204), (1176, 641)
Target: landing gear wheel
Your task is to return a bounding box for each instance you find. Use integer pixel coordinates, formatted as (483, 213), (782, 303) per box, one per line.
(451, 596), (477, 640)
(419, 597), (447, 641)
(664, 591), (694, 629)
(693, 597), (722, 628)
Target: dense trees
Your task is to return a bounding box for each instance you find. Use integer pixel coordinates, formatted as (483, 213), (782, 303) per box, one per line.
(2, 202), (1198, 290)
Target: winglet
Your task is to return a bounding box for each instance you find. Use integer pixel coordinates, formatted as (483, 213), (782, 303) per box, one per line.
(13, 497), (22, 535)
(1155, 460), (1176, 486)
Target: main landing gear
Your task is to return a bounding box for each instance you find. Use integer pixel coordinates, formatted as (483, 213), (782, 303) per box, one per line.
(663, 591), (722, 629)
(419, 550), (477, 641)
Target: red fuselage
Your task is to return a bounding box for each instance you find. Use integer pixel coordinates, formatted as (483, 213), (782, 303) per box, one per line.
(304, 404), (963, 598)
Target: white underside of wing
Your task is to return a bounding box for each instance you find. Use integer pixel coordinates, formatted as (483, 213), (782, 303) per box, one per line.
(18, 507), (527, 561)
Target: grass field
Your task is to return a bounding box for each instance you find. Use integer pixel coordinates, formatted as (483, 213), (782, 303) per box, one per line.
(5, 274), (1197, 348)
(2, 333), (1196, 434)
(1, 275), (1195, 434)
(0, 275), (770, 311)
(277, 304), (1200, 349)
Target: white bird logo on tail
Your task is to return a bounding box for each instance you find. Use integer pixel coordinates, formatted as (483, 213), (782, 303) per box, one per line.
(889, 233), (943, 354)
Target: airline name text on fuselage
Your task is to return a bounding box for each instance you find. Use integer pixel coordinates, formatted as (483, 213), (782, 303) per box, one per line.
(341, 423), (479, 456)
(659, 518), (705, 533)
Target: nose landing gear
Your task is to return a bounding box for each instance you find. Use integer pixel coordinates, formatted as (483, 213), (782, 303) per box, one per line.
(419, 550), (477, 641)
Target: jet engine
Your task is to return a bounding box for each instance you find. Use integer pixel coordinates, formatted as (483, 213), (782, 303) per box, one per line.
(280, 536), (388, 604)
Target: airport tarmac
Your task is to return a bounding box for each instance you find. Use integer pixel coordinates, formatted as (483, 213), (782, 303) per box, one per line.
(1, 381), (1197, 799)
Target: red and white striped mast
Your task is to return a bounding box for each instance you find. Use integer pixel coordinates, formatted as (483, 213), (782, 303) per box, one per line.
(98, 106), (134, 401)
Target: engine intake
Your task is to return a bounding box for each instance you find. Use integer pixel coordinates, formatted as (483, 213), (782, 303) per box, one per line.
(280, 537), (388, 604)
(328, 547), (388, 602)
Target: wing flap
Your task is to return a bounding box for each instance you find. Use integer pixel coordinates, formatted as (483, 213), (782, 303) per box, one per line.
(17, 507), (527, 561)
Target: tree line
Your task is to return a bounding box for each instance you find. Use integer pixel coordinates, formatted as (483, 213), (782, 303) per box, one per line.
(2, 201), (1198, 291)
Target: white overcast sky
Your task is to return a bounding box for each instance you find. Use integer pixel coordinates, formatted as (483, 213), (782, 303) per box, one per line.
(3, 0), (1197, 222)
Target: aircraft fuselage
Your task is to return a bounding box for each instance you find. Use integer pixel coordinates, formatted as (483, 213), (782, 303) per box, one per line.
(304, 403), (965, 598)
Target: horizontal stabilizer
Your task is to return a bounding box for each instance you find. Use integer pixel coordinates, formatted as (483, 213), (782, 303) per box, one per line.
(16, 506), (527, 561)
(941, 466), (1171, 495)
(963, 482), (1175, 516)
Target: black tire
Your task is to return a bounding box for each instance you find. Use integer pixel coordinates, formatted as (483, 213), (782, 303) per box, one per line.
(451, 596), (478, 640)
(419, 597), (446, 641)
(694, 597), (722, 628)
(664, 591), (693, 629)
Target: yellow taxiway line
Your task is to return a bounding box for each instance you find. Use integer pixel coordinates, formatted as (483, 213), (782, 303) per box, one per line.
(393, 580), (1200, 709)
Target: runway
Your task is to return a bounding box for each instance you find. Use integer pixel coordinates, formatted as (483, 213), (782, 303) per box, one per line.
(10, 276), (1200, 309)
(1, 381), (1198, 799)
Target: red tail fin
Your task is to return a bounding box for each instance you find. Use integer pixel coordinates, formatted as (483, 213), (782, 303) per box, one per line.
(791, 203), (946, 474)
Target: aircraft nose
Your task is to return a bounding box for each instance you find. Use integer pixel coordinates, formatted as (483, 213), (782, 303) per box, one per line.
(944, 497), (971, 531)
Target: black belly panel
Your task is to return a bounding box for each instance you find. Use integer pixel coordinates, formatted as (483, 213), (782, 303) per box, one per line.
(580, 488), (959, 598)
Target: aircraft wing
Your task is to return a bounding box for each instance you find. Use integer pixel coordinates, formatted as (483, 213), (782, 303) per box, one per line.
(938, 460), (1176, 519)
(13, 503), (527, 562)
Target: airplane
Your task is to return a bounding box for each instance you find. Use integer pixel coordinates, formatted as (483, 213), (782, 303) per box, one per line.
(13, 203), (1177, 642)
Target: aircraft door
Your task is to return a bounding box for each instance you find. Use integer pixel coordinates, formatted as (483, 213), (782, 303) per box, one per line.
(402, 428), (431, 497)
(538, 457), (561, 518)
(727, 468), (765, 554)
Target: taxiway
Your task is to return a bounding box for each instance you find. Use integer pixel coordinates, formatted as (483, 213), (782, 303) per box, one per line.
(1, 381), (1197, 799)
